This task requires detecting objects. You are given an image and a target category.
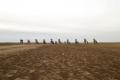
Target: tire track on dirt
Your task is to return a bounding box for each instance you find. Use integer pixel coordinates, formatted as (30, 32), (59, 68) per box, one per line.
(0, 44), (43, 55)
(0, 44), (46, 63)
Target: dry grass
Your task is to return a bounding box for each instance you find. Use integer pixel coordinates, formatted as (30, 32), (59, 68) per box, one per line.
(0, 44), (120, 80)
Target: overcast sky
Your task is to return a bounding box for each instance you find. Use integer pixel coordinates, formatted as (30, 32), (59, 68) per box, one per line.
(0, 0), (120, 42)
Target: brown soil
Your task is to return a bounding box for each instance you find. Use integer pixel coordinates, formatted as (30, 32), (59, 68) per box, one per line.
(0, 44), (120, 80)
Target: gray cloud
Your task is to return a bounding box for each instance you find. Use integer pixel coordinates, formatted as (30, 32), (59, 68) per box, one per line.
(0, 0), (120, 42)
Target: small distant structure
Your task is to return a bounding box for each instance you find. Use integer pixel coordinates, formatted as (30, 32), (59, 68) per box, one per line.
(43, 39), (46, 44)
(35, 39), (39, 44)
(84, 38), (88, 44)
(75, 39), (79, 44)
(58, 39), (62, 44)
(50, 39), (54, 44)
(67, 39), (70, 44)
(20, 39), (23, 44)
(55, 41), (58, 44)
(93, 38), (98, 44)
(27, 40), (31, 44)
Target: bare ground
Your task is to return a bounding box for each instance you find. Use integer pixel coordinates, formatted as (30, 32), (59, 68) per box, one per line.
(0, 44), (120, 80)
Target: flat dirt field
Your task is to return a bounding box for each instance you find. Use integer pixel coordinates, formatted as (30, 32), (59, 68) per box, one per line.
(0, 43), (120, 80)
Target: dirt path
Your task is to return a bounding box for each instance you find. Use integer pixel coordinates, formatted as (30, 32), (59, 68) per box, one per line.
(0, 44), (42, 55)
